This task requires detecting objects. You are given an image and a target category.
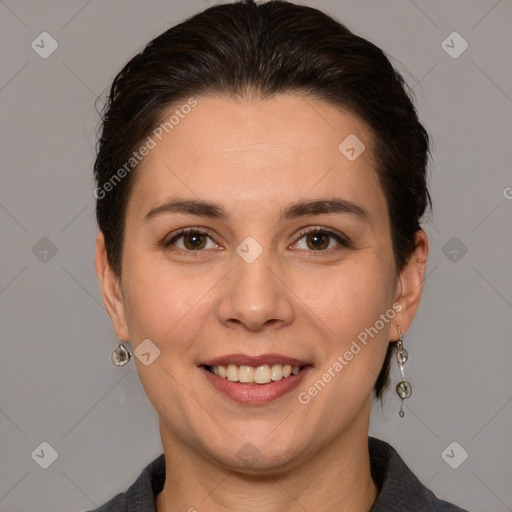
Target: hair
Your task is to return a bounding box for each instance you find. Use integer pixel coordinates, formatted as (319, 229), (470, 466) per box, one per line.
(94, 0), (431, 400)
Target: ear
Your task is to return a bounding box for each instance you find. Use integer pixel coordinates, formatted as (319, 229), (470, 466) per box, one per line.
(391, 230), (429, 339)
(95, 230), (129, 341)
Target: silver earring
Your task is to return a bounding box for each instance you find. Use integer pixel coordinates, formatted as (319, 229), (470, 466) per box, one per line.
(111, 340), (132, 366)
(395, 327), (411, 417)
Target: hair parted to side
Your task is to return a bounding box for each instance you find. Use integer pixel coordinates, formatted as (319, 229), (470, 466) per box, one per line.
(94, 0), (431, 400)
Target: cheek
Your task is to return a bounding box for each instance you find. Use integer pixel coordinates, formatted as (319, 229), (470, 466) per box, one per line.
(295, 265), (394, 427)
(292, 254), (396, 403)
(120, 251), (203, 346)
(294, 256), (396, 338)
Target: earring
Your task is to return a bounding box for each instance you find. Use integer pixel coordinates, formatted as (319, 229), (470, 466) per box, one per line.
(395, 327), (412, 417)
(111, 340), (132, 366)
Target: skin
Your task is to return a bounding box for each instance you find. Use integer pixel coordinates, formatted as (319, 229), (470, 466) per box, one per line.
(96, 94), (428, 511)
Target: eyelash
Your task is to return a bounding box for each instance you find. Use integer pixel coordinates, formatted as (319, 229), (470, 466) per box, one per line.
(163, 226), (350, 254)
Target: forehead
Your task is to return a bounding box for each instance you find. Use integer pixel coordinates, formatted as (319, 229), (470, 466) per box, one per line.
(127, 94), (385, 221)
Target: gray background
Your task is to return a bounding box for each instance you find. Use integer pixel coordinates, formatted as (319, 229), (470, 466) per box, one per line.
(0, 0), (511, 510)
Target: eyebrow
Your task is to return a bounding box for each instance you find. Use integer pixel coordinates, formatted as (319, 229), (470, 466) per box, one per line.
(144, 197), (369, 222)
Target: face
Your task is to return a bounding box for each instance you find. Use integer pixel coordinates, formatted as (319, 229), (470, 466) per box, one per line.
(96, 94), (427, 472)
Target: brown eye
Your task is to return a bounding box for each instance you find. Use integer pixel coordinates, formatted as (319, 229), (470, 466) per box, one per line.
(305, 232), (330, 250)
(165, 229), (219, 251)
(182, 232), (207, 250)
(292, 228), (349, 252)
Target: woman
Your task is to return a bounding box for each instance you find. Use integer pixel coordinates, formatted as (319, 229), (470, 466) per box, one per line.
(91, 1), (468, 510)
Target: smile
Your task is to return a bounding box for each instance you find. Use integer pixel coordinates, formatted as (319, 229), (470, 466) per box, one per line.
(204, 363), (303, 384)
(199, 354), (313, 405)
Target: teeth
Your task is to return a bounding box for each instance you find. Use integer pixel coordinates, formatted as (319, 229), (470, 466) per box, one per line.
(271, 364), (283, 381)
(238, 365), (254, 383)
(255, 365), (271, 383)
(209, 364), (302, 384)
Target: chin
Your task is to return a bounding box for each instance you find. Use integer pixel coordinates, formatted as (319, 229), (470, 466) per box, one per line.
(203, 434), (310, 474)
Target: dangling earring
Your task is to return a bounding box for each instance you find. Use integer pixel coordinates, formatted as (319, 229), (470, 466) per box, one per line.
(111, 340), (132, 366)
(395, 327), (412, 417)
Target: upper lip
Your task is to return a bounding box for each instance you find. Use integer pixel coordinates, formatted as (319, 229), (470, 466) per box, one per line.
(201, 353), (310, 367)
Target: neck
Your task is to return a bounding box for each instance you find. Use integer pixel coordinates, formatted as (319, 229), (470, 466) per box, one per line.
(156, 402), (378, 512)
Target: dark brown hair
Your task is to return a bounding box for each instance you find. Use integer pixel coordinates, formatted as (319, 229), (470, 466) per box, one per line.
(94, 0), (431, 399)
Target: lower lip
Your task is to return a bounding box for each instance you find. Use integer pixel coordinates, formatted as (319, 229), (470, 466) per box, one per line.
(200, 366), (312, 405)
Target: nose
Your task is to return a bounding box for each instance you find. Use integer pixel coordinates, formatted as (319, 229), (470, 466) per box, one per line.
(216, 250), (295, 332)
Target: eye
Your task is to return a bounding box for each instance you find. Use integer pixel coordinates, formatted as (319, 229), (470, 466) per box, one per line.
(164, 227), (349, 253)
(292, 227), (349, 251)
(164, 228), (221, 251)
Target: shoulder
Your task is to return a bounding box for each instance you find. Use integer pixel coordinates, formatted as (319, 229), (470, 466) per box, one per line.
(85, 454), (166, 512)
(369, 437), (470, 512)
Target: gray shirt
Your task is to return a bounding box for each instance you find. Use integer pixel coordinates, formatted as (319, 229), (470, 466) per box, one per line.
(88, 437), (469, 511)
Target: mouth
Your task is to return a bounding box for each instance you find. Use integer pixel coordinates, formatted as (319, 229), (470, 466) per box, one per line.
(199, 354), (313, 404)
(202, 363), (307, 385)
